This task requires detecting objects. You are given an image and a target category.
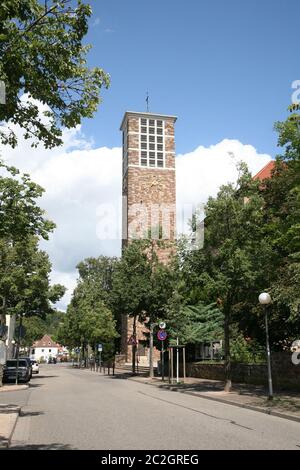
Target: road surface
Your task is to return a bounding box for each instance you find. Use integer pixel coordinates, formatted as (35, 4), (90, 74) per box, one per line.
(1, 364), (299, 450)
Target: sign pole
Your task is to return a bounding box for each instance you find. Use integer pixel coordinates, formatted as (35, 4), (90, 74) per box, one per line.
(171, 348), (174, 384)
(149, 324), (154, 379)
(183, 346), (186, 383)
(161, 340), (164, 381)
(176, 337), (179, 384)
(168, 348), (171, 384)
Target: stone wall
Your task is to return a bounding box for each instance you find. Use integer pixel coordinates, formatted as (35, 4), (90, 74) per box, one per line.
(186, 353), (300, 392)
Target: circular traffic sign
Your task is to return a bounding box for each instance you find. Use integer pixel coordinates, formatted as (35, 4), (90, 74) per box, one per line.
(159, 322), (166, 329)
(157, 329), (167, 341)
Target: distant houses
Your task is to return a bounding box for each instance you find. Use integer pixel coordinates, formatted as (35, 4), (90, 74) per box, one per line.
(30, 334), (62, 362)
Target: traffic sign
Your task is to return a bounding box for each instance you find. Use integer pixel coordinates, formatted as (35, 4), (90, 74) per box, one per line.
(128, 335), (137, 345)
(159, 322), (166, 329)
(98, 343), (103, 352)
(15, 325), (26, 338)
(0, 325), (8, 338)
(157, 329), (167, 341)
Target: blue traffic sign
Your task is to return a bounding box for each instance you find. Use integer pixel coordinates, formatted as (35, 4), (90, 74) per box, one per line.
(157, 329), (167, 341)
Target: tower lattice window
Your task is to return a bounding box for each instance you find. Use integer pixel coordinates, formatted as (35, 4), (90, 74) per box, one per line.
(139, 118), (165, 168)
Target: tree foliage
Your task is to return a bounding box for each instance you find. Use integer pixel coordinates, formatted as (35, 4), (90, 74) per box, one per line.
(0, 0), (110, 148)
(0, 236), (65, 319)
(58, 257), (118, 361)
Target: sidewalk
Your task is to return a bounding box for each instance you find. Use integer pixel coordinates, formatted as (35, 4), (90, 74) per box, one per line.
(0, 405), (21, 448)
(0, 384), (28, 448)
(113, 368), (300, 423)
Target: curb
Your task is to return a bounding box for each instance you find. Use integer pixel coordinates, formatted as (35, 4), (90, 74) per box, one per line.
(128, 377), (300, 424)
(0, 384), (29, 393)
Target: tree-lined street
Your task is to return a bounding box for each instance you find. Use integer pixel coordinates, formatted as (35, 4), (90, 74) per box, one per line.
(1, 364), (299, 450)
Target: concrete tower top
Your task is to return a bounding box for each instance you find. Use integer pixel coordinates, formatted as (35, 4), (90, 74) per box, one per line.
(120, 111), (177, 131)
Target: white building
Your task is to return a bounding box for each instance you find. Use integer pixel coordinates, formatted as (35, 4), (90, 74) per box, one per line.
(30, 335), (60, 362)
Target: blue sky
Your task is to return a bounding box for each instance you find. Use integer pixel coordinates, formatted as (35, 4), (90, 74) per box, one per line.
(79, 0), (299, 158)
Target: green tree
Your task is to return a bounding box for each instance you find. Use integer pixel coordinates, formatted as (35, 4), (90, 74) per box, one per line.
(180, 164), (271, 390)
(266, 104), (300, 319)
(0, 0), (110, 148)
(0, 236), (65, 320)
(167, 302), (223, 346)
(21, 315), (46, 347)
(58, 260), (118, 363)
(0, 160), (55, 240)
(0, 162), (65, 385)
(111, 240), (174, 373)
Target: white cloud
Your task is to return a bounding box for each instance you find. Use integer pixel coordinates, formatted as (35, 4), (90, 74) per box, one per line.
(0, 109), (272, 310)
(176, 139), (271, 209)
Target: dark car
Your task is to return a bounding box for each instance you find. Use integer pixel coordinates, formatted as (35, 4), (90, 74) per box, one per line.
(3, 359), (31, 383)
(20, 357), (33, 378)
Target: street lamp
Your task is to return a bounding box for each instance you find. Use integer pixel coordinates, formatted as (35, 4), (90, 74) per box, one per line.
(15, 312), (25, 385)
(258, 292), (273, 400)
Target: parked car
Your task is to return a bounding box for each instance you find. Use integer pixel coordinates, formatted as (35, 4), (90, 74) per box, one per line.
(31, 360), (39, 374)
(20, 357), (33, 378)
(3, 359), (31, 383)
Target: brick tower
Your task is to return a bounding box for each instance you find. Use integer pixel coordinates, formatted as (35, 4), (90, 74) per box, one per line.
(120, 111), (177, 364)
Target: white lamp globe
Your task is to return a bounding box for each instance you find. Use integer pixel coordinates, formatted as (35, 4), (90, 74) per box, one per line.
(258, 292), (271, 305)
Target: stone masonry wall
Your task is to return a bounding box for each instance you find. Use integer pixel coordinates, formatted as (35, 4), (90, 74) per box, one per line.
(186, 353), (300, 392)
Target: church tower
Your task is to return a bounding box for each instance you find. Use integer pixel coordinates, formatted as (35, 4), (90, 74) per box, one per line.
(120, 111), (177, 363)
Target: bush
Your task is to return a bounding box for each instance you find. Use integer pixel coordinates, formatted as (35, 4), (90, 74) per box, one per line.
(230, 335), (265, 363)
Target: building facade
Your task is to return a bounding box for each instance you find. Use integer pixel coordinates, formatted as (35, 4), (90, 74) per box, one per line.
(30, 335), (60, 363)
(120, 111), (177, 365)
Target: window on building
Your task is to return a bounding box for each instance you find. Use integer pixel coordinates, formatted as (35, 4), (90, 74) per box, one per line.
(139, 118), (165, 168)
(49, 349), (52, 352)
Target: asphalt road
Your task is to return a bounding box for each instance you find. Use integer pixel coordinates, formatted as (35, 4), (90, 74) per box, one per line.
(1, 364), (300, 450)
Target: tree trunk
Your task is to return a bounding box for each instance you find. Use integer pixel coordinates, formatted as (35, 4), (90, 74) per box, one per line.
(132, 315), (137, 374)
(224, 304), (232, 392)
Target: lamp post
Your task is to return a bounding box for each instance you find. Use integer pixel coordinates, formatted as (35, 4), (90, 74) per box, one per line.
(149, 323), (156, 379)
(259, 292), (273, 400)
(15, 312), (25, 385)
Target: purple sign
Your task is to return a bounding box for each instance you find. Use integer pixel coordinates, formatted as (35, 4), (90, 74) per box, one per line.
(157, 329), (168, 341)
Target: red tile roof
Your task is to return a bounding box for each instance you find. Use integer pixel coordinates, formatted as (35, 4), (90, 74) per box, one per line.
(253, 160), (276, 181)
(32, 334), (60, 348)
